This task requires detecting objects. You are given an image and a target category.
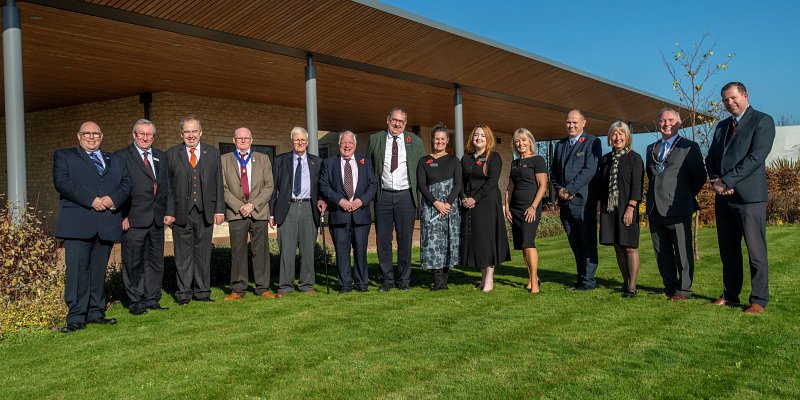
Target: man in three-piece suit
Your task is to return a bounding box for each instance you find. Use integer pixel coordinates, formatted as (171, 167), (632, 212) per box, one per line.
(269, 127), (327, 297)
(221, 127), (274, 300)
(320, 131), (377, 293)
(550, 109), (602, 290)
(54, 121), (132, 333)
(115, 119), (174, 315)
(366, 107), (424, 291)
(645, 108), (707, 301)
(165, 116), (225, 305)
(706, 82), (775, 314)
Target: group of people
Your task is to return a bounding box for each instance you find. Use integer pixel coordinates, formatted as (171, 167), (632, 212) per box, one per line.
(53, 81), (774, 333)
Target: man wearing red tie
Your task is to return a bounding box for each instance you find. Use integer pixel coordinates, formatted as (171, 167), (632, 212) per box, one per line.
(222, 127), (274, 300)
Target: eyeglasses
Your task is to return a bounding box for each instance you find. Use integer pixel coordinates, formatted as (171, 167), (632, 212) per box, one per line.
(389, 118), (407, 125)
(234, 137), (252, 142)
(135, 132), (154, 138)
(182, 129), (200, 135)
(79, 131), (102, 138)
(293, 139), (308, 143)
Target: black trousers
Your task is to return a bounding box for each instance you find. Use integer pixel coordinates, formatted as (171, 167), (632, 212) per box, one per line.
(172, 207), (213, 301)
(375, 189), (416, 287)
(64, 236), (113, 324)
(330, 217), (370, 291)
(560, 206), (599, 287)
(715, 199), (769, 307)
(649, 213), (694, 297)
(121, 224), (165, 309)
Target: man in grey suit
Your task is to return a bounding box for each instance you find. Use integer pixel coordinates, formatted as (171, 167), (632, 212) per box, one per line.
(550, 109), (602, 290)
(645, 108), (706, 301)
(706, 82), (775, 314)
(165, 116), (225, 305)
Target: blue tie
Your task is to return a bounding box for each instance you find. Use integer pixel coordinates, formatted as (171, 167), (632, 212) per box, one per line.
(293, 156), (302, 197)
(90, 151), (104, 174)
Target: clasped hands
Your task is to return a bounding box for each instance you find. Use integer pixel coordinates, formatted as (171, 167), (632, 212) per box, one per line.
(338, 198), (363, 213)
(92, 196), (115, 212)
(711, 179), (735, 196)
(433, 201), (451, 218)
(461, 197), (476, 209)
(558, 188), (574, 201)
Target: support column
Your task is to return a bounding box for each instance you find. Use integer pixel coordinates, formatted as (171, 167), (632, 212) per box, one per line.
(305, 53), (319, 155)
(4, 0), (27, 223)
(454, 85), (464, 158)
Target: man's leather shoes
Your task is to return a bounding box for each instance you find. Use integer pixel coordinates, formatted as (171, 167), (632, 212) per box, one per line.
(710, 296), (740, 307)
(224, 292), (243, 301)
(303, 289), (317, 295)
(130, 306), (148, 315)
(338, 288), (352, 294)
(261, 291), (276, 299)
(60, 322), (86, 333)
(147, 304), (169, 310)
(569, 284), (594, 291)
(276, 291), (287, 298)
(356, 287), (369, 292)
(669, 294), (689, 302)
(177, 299), (190, 306)
(87, 317), (117, 325)
(743, 304), (765, 314)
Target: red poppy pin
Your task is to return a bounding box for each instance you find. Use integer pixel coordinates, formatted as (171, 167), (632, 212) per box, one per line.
(476, 160), (483, 166)
(578, 137), (585, 143)
(359, 158), (365, 165)
(426, 159), (433, 164)
(406, 136), (412, 143)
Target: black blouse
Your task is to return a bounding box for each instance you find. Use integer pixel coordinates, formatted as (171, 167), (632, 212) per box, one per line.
(417, 154), (463, 204)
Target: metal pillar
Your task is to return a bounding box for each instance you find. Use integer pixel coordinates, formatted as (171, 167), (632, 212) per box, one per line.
(454, 85), (464, 158)
(4, 0), (27, 223)
(305, 53), (319, 155)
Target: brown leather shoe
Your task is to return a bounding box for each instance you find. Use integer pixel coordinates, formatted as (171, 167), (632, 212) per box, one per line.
(669, 294), (689, 302)
(303, 289), (317, 295)
(275, 291), (287, 298)
(743, 304), (765, 314)
(261, 291), (276, 299)
(224, 292), (242, 301)
(710, 296), (739, 306)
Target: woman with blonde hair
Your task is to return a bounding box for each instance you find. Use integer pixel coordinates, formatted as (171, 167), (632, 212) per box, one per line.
(460, 125), (510, 292)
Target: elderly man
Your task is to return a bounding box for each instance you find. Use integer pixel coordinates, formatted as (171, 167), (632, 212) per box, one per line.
(222, 127), (274, 300)
(645, 108), (706, 301)
(54, 121), (132, 332)
(269, 127), (326, 297)
(320, 131), (377, 293)
(706, 82), (775, 314)
(366, 107), (424, 291)
(115, 119), (174, 315)
(165, 116), (225, 305)
(550, 109), (602, 290)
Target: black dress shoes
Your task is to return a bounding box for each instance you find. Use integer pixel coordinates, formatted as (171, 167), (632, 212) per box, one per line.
(130, 306), (148, 316)
(87, 317), (117, 325)
(60, 322), (86, 333)
(147, 304), (169, 310)
(569, 284), (594, 291)
(338, 288), (352, 294)
(356, 287), (369, 292)
(177, 299), (190, 306)
(196, 297), (214, 302)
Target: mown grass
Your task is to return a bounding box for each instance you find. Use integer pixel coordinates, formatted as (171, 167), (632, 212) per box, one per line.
(1, 227), (799, 399)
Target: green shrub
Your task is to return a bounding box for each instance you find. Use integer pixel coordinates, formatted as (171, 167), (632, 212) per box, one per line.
(504, 209), (564, 242)
(766, 159), (800, 225)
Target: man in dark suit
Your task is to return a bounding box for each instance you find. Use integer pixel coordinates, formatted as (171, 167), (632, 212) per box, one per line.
(366, 107), (424, 291)
(550, 109), (602, 290)
(645, 108), (707, 301)
(115, 119), (174, 315)
(221, 127), (274, 300)
(165, 116), (225, 305)
(320, 131), (377, 293)
(706, 82), (775, 314)
(269, 127), (327, 297)
(53, 121), (132, 332)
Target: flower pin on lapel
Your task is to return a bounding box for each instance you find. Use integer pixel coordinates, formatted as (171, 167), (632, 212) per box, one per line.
(578, 137), (585, 143)
(359, 158), (365, 165)
(426, 159), (433, 164)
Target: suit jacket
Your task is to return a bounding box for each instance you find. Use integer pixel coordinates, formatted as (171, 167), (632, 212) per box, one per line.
(550, 132), (602, 211)
(165, 142), (225, 225)
(115, 143), (174, 228)
(645, 136), (706, 217)
(268, 151), (323, 226)
(53, 146), (132, 241)
(319, 154), (377, 225)
(706, 106), (775, 204)
(366, 130), (424, 207)
(222, 151), (274, 221)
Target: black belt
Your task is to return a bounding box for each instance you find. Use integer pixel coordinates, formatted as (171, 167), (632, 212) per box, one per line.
(382, 188), (408, 193)
(290, 198), (311, 203)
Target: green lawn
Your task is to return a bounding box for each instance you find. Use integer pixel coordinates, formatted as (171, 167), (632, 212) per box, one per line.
(2, 227), (799, 399)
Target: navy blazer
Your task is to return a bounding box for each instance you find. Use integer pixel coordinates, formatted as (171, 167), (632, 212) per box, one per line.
(550, 132), (602, 211)
(706, 106), (775, 204)
(115, 143), (174, 228)
(319, 154), (377, 225)
(53, 146), (132, 241)
(268, 151), (323, 227)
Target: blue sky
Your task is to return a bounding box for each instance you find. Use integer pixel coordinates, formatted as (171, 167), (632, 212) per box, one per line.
(380, 0), (799, 128)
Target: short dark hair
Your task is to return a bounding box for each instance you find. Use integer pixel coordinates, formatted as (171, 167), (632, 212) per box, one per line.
(721, 82), (747, 95)
(430, 122), (448, 141)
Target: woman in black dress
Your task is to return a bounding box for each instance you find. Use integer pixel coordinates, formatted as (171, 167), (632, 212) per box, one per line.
(505, 128), (548, 294)
(417, 123), (462, 290)
(461, 125), (510, 292)
(598, 121), (644, 297)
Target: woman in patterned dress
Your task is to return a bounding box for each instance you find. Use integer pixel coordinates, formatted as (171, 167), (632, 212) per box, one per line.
(417, 123), (462, 290)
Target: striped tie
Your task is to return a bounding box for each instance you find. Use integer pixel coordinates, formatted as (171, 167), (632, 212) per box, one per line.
(343, 157), (354, 200)
(90, 151), (104, 174)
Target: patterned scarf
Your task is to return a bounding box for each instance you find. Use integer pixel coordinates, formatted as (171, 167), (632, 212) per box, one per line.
(607, 148), (629, 212)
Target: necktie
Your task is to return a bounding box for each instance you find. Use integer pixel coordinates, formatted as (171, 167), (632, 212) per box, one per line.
(726, 119), (738, 145)
(143, 150), (157, 194)
(189, 146), (197, 168)
(343, 157), (354, 200)
(656, 140), (667, 162)
(240, 152), (249, 201)
(293, 156), (302, 197)
(390, 136), (399, 173)
(90, 151), (104, 174)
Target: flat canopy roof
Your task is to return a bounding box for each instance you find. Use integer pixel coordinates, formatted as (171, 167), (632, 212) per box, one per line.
(2, 0), (687, 139)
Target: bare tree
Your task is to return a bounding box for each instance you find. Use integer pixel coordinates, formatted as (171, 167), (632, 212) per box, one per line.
(777, 115), (798, 126)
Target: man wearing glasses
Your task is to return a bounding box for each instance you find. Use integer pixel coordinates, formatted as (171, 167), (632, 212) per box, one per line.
(165, 116), (225, 305)
(54, 121), (132, 332)
(269, 127), (326, 297)
(221, 127), (274, 300)
(115, 119), (174, 315)
(367, 107), (424, 291)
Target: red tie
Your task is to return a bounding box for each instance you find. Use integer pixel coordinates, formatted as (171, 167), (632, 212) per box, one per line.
(189, 147), (197, 168)
(143, 150), (157, 194)
(240, 153), (249, 201)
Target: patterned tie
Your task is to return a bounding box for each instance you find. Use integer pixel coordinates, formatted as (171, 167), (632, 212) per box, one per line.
(189, 146), (197, 168)
(90, 151), (104, 174)
(240, 152), (249, 201)
(343, 157), (354, 200)
(390, 136), (399, 172)
(143, 150), (157, 194)
(726, 119), (738, 145)
(293, 156), (302, 197)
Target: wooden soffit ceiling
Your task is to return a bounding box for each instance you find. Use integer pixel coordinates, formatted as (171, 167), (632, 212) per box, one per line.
(2, 0), (686, 138)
